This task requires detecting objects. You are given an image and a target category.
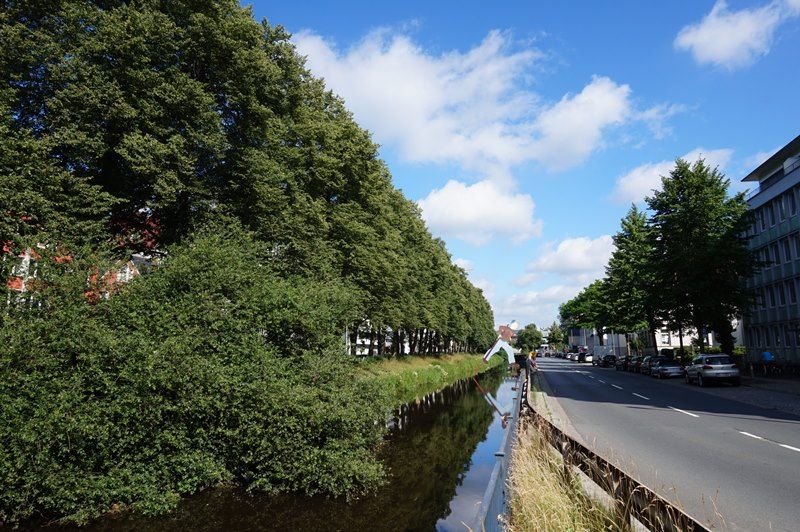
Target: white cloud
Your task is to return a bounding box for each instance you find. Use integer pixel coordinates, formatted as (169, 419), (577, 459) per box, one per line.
(743, 146), (781, 170)
(674, 0), (800, 70)
(529, 76), (632, 171)
(472, 277), (496, 300)
(612, 147), (734, 204)
(637, 103), (689, 139)
(453, 258), (474, 272)
(498, 285), (582, 327)
(418, 179), (542, 245)
(295, 30), (649, 177)
(516, 235), (614, 286)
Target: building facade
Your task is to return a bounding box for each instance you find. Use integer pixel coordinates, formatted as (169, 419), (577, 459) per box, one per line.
(742, 134), (800, 364)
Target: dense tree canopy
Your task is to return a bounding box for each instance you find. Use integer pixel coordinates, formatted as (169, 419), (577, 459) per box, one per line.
(0, 0), (495, 524)
(515, 323), (544, 353)
(559, 158), (757, 355)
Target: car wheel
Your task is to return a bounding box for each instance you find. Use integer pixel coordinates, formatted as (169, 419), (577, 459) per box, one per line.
(685, 372), (691, 384)
(698, 374), (705, 387)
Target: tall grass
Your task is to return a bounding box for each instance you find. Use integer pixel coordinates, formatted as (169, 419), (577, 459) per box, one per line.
(359, 353), (503, 406)
(507, 423), (622, 532)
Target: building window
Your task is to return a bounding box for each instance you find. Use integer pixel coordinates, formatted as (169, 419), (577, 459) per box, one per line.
(788, 280), (798, 305)
(786, 325), (794, 347)
(774, 326), (782, 347)
(779, 283), (787, 306)
(783, 238), (793, 263)
(768, 285), (776, 307)
(660, 331), (670, 345)
(789, 192), (797, 217)
(769, 203), (776, 226)
(771, 243), (781, 265)
(779, 196), (787, 221)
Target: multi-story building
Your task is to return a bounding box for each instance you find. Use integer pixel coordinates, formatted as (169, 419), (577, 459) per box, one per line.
(741, 134), (800, 364)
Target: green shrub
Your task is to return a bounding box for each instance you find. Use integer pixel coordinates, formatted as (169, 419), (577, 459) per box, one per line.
(0, 226), (390, 524)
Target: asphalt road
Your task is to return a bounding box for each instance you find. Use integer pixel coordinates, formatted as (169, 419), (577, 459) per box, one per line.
(535, 357), (800, 531)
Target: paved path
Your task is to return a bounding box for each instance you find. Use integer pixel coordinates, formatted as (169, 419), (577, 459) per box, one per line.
(535, 357), (800, 531)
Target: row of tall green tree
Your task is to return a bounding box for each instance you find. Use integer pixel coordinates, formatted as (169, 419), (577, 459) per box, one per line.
(0, 0), (494, 524)
(559, 159), (758, 355)
(514, 321), (568, 353)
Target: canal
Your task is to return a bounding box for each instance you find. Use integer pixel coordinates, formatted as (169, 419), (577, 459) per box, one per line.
(69, 368), (515, 531)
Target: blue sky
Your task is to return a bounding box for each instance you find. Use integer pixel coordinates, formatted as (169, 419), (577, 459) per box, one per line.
(247, 0), (800, 327)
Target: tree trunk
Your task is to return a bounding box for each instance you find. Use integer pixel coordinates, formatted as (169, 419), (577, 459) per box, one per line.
(368, 328), (375, 357)
(678, 326), (684, 357)
(350, 325), (359, 356)
(377, 329), (385, 357)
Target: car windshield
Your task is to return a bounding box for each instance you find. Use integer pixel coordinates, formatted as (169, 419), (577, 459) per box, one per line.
(706, 356), (733, 365)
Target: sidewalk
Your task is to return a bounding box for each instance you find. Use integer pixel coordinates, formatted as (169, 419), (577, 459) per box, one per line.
(743, 375), (800, 397)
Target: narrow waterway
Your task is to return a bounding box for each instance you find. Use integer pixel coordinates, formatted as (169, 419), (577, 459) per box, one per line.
(70, 368), (515, 532)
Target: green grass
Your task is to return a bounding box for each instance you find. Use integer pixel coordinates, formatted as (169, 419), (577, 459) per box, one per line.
(359, 353), (504, 406)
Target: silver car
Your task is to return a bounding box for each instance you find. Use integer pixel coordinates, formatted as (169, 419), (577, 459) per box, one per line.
(650, 359), (683, 379)
(685, 354), (740, 387)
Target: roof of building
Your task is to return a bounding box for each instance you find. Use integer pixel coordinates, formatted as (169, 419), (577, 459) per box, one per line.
(742, 134), (800, 182)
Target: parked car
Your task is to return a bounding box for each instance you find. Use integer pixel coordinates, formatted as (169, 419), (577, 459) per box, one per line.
(615, 356), (631, 371)
(599, 354), (617, 367)
(651, 359), (684, 379)
(584, 353), (594, 364)
(640, 356), (666, 376)
(685, 354), (740, 386)
(576, 352), (587, 363)
(627, 355), (642, 373)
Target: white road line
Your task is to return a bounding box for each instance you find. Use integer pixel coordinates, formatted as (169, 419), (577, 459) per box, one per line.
(779, 444), (800, 453)
(739, 431), (763, 440)
(598, 379), (606, 384)
(587, 375), (595, 379)
(611, 384), (623, 390)
(633, 393), (650, 400)
(668, 406), (699, 418)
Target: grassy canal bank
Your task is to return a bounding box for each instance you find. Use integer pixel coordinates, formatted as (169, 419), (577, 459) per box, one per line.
(360, 353), (504, 406)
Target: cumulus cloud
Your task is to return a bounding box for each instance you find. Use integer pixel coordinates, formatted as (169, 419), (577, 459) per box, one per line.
(498, 285), (582, 326)
(612, 148), (733, 204)
(529, 77), (632, 170)
(674, 0), (800, 70)
(418, 180), (543, 245)
(295, 30), (647, 177)
(516, 235), (614, 286)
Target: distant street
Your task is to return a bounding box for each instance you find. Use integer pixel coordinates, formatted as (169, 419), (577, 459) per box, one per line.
(536, 357), (800, 531)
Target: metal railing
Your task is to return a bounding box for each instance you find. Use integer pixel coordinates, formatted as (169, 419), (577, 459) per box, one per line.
(471, 374), (523, 532)
(523, 375), (711, 532)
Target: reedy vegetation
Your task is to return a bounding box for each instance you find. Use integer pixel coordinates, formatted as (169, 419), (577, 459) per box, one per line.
(0, 0), (495, 524)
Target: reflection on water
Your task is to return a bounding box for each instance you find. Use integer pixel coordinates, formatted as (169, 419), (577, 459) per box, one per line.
(60, 368), (513, 532)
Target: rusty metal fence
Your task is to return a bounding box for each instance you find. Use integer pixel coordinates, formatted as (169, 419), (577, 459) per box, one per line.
(523, 374), (711, 532)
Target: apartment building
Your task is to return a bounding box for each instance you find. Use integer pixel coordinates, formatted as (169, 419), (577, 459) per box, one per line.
(741, 134), (800, 363)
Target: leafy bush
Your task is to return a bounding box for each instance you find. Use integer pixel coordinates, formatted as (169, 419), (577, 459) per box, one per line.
(0, 226), (390, 524)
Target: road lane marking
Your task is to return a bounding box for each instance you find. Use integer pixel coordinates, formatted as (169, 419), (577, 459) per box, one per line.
(587, 375), (595, 379)
(779, 444), (800, 453)
(598, 379), (606, 384)
(668, 406), (699, 418)
(739, 431), (763, 440)
(633, 393), (650, 400)
(611, 384), (623, 390)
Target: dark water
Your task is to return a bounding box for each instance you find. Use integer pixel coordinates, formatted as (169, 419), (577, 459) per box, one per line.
(61, 369), (515, 532)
